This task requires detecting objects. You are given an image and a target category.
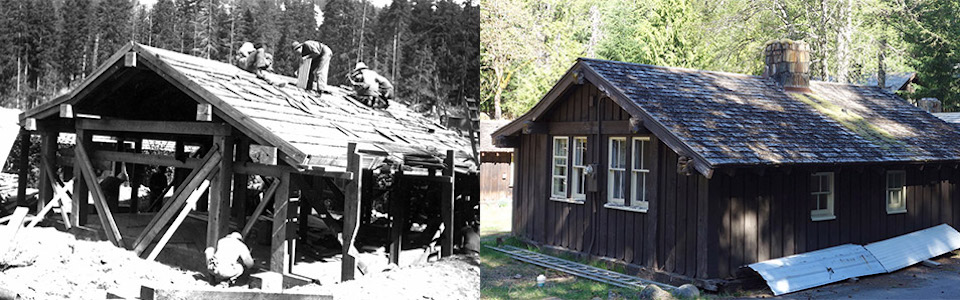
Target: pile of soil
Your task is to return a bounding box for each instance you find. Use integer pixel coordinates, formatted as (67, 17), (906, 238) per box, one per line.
(0, 227), (209, 299)
(290, 255), (480, 300)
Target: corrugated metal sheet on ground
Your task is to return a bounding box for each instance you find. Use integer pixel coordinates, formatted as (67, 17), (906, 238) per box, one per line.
(748, 244), (885, 296)
(750, 224), (960, 295)
(864, 223), (960, 272)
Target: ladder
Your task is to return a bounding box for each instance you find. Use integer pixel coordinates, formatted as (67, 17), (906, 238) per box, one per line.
(486, 245), (677, 291)
(466, 97), (480, 161)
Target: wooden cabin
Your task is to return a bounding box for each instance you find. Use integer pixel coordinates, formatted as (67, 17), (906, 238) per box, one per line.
(15, 42), (477, 282)
(491, 40), (960, 283)
(479, 120), (513, 203)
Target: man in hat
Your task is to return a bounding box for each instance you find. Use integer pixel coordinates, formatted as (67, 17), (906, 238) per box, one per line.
(205, 232), (255, 286)
(234, 42), (285, 86)
(291, 40), (332, 91)
(349, 62), (394, 109)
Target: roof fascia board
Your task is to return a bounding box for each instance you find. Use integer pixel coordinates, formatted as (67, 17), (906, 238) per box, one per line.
(21, 43), (137, 122)
(132, 44), (309, 168)
(579, 64), (715, 179)
(491, 63), (581, 139)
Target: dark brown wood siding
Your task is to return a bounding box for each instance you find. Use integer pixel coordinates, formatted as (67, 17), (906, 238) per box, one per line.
(512, 82), (712, 278)
(706, 166), (960, 279)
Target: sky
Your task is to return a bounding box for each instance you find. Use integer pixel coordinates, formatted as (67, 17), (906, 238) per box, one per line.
(136, 0), (398, 8)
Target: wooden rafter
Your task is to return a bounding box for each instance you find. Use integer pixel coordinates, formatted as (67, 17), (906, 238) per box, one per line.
(76, 119), (231, 136)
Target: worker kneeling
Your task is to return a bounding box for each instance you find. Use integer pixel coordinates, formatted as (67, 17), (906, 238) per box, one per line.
(205, 232), (254, 286)
(350, 62), (394, 109)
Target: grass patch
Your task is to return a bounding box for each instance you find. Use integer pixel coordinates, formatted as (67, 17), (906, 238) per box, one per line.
(793, 93), (902, 149)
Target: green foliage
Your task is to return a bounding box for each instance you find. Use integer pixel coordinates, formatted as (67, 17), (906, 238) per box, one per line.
(480, 0), (957, 119)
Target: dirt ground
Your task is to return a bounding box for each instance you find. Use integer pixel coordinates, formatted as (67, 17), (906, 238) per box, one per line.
(0, 227), (479, 300)
(739, 252), (960, 299)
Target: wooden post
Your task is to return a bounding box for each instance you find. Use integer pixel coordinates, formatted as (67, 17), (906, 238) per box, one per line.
(270, 171), (291, 273)
(342, 143), (362, 282)
(74, 130), (124, 247)
(207, 135), (234, 249)
(232, 138), (250, 223)
(130, 140), (142, 213)
(16, 129), (30, 207)
(241, 178), (279, 239)
(72, 129), (89, 227)
(173, 140), (187, 187)
(389, 169), (405, 265)
(38, 130), (56, 213)
(441, 150), (455, 258)
(298, 176), (313, 260)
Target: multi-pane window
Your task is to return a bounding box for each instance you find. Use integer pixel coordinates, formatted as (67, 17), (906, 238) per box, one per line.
(551, 137), (569, 198)
(810, 172), (835, 221)
(630, 137), (650, 210)
(608, 137), (627, 205)
(886, 170), (907, 214)
(571, 137), (588, 199)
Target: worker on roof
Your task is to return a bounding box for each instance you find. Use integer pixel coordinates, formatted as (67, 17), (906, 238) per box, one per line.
(349, 62), (394, 109)
(205, 232), (255, 286)
(291, 40), (332, 92)
(235, 42), (285, 87)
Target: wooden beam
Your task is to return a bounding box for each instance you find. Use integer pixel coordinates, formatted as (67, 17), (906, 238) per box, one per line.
(493, 135), (519, 148)
(22, 118), (36, 131)
(270, 172), (291, 273)
(59, 104), (74, 118)
(72, 129), (89, 227)
(76, 119), (231, 136)
(242, 178), (280, 239)
(208, 135), (234, 249)
(341, 143), (362, 282)
(16, 129), (30, 207)
(197, 104), (213, 121)
(233, 138), (250, 223)
(441, 150), (455, 257)
(32, 160), (72, 229)
(130, 140), (143, 213)
(74, 132), (123, 247)
(232, 162), (349, 179)
(389, 169), (406, 265)
(139, 285), (330, 300)
(124, 51), (137, 67)
(132, 145), (223, 255)
(147, 176), (214, 261)
(38, 130), (56, 212)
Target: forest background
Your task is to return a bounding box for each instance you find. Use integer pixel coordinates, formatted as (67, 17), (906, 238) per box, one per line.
(0, 0), (480, 114)
(481, 0), (960, 120)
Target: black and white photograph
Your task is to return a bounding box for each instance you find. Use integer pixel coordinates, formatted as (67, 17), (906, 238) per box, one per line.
(0, 0), (480, 299)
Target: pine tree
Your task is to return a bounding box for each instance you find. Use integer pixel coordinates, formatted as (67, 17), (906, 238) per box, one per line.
(94, 0), (134, 67)
(318, 0), (362, 85)
(375, 0), (412, 83)
(151, 0), (179, 50)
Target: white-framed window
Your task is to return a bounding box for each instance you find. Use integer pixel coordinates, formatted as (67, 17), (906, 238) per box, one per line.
(810, 172), (835, 221)
(886, 170), (907, 214)
(607, 137), (627, 205)
(551, 137), (569, 198)
(630, 137), (650, 211)
(571, 137), (588, 200)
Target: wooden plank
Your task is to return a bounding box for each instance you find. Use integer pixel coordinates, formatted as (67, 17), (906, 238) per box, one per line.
(676, 169), (688, 274)
(270, 172), (291, 273)
(197, 104), (213, 121)
(242, 178), (280, 239)
(76, 119), (230, 136)
(33, 160), (72, 229)
(745, 173), (758, 266)
(140, 285), (330, 300)
(442, 150), (456, 257)
(389, 170), (406, 265)
(130, 140), (143, 213)
(16, 130), (30, 207)
(59, 104), (74, 118)
(37, 131), (56, 213)
(208, 135), (234, 249)
(233, 139), (251, 223)
(341, 143), (362, 281)
(89, 150), (202, 169)
(133, 145), (223, 254)
(74, 134), (123, 247)
(147, 177), (214, 261)
(696, 175), (709, 278)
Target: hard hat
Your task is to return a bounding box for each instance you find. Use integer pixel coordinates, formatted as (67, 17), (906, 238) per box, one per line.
(291, 41), (303, 51)
(354, 62), (368, 71)
(239, 42), (255, 55)
(228, 232), (243, 240)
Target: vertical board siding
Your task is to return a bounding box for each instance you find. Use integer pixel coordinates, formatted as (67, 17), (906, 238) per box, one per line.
(708, 167), (960, 279)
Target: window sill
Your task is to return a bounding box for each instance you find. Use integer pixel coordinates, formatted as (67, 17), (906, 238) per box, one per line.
(604, 203), (648, 213)
(886, 208), (907, 215)
(810, 214), (836, 222)
(550, 197), (585, 205)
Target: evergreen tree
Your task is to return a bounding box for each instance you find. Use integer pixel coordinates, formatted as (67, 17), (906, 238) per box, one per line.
(318, 0), (362, 85)
(151, 0), (179, 50)
(94, 0), (134, 68)
(374, 0), (412, 82)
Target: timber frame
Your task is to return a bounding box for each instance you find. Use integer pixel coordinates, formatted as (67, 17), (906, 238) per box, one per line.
(16, 42), (477, 284)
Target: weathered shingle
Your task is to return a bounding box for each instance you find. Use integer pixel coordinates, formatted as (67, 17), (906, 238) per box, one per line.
(582, 58), (960, 166)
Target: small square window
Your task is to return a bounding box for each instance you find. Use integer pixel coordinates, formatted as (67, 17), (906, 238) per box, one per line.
(886, 170), (906, 214)
(810, 172), (835, 221)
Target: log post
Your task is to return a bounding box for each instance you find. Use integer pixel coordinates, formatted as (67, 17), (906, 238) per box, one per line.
(207, 134), (234, 249)
(342, 143), (362, 282)
(389, 169), (405, 265)
(270, 171), (291, 273)
(72, 128), (89, 226)
(38, 130), (56, 213)
(16, 129), (31, 207)
(441, 150), (455, 257)
(130, 140), (142, 213)
(232, 138), (250, 223)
